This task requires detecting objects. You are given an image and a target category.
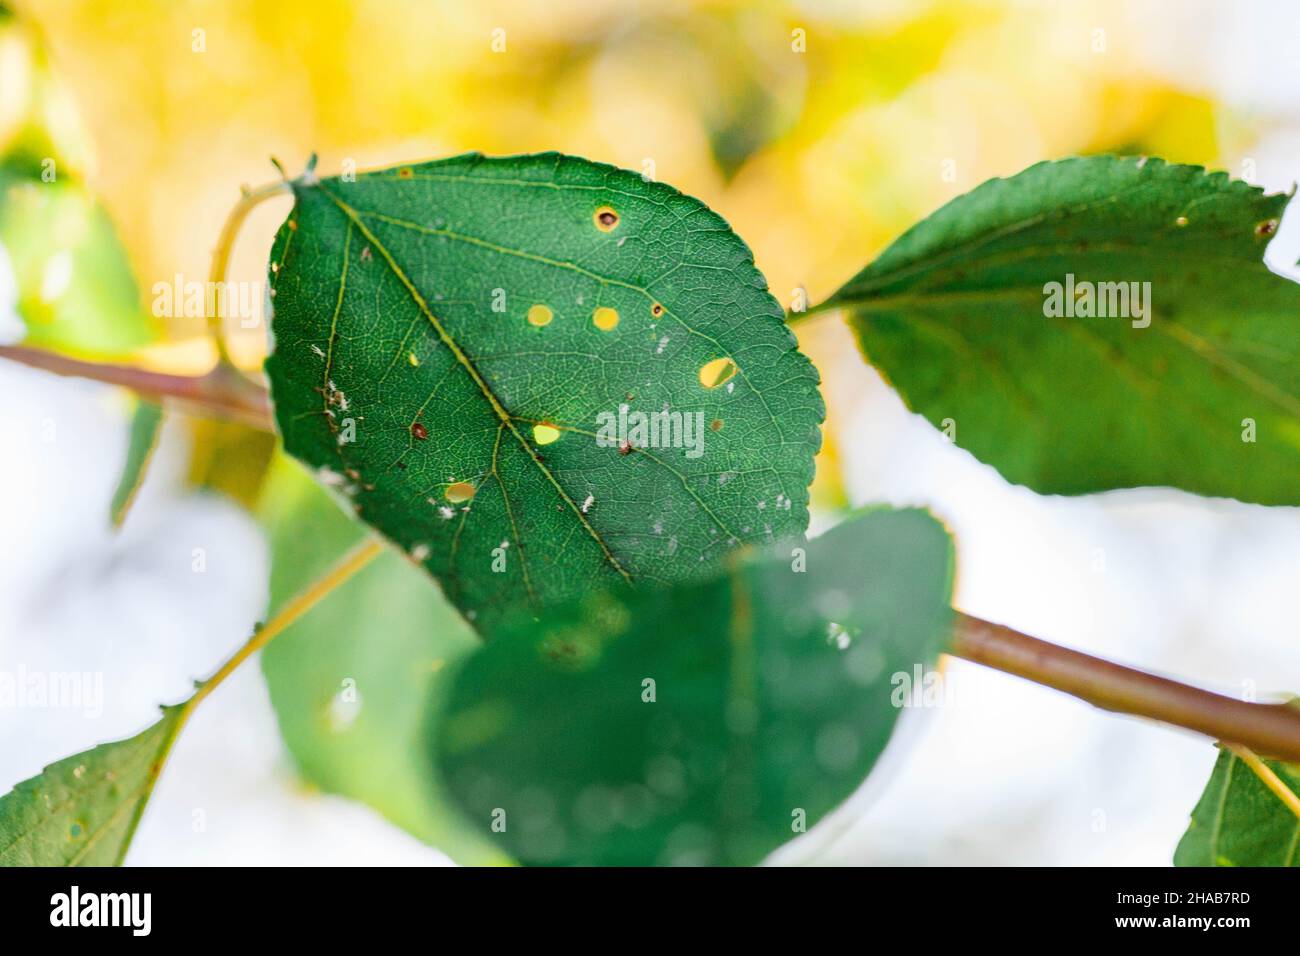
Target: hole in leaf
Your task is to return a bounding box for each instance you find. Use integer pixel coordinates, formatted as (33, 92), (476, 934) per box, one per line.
(592, 306), (619, 331)
(699, 357), (737, 389)
(533, 422), (561, 445)
(594, 206), (619, 231)
(445, 482), (476, 503)
(527, 304), (553, 327)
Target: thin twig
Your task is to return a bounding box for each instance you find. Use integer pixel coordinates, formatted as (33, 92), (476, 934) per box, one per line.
(0, 344), (273, 430)
(190, 538), (384, 708)
(951, 612), (1300, 762)
(114, 537), (384, 860)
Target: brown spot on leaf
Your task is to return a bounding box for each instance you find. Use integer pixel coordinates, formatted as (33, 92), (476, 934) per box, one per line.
(594, 206), (619, 231)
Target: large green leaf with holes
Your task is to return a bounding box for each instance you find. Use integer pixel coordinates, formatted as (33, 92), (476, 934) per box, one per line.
(1175, 747), (1300, 867)
(434, 508), (954, 866)
(818, 156), (1300, 505)
(265, 152), (823, 633)
(0, 707), (182, 866)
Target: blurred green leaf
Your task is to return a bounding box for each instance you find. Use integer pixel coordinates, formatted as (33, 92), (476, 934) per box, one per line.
(820, 156), (1300, 506)
(0, 707), (182, 866)
(435, 507), (954, 865)
(259, 457), (508, 865)
(1175, 747), (1300, 867)
(265, 152), (822, 635)
(0, 165), (156, 355)
(109, 398), (163, 527)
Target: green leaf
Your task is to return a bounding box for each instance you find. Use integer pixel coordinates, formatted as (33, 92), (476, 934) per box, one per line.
(1175, 748), (1300, 867)
(0, 165), (156, 356)
(819, 156), (1300, 505)
(434, 507), (954, 865)
(109, 399), (163, 527)
(0, 707), (182, 866)
(259, 457), (508, 865)
(265, 152), (823, 635)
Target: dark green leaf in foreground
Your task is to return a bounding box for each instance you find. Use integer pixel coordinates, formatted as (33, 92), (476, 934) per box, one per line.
(1175, 747), (1300, 867)
(109, 399), (163, 527)
(265, 152), (823, 634)
(435, 508), (954, 865)
(0, 708), (181, 866)
(259, 457), (507, 865)
(820, 156), (1300, 505)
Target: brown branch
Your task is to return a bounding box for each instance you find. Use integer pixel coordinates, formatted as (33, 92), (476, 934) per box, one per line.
(0, 344), (273, 431)
(951, 612), (1300, 762)
(6, 337), (1298, 761)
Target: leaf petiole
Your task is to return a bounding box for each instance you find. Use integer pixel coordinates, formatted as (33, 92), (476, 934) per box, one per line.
(124, 536), (384, 858)
(112, 537), (381, 860)
(206, 178), (292, 366)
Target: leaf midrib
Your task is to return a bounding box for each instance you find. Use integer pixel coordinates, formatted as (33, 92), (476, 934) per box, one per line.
(310, 182), (633, 587)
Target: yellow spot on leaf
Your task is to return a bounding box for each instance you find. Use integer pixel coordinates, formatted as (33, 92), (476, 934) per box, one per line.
(699, 357), (737, 389)
(408, 352), (420, 367)
(527, 304), (553, 327)
(533, 422), (561, 445)
(593, 306), (619, 331)
(445, 482), (476, 504)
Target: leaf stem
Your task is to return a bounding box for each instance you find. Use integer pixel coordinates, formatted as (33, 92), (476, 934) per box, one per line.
(113, 537), (384, 861)
(207, 179), (292, 366)
(0, 344), (273, 430)
(950, 612), (1300, 762)
(189, 538), (384, 709)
